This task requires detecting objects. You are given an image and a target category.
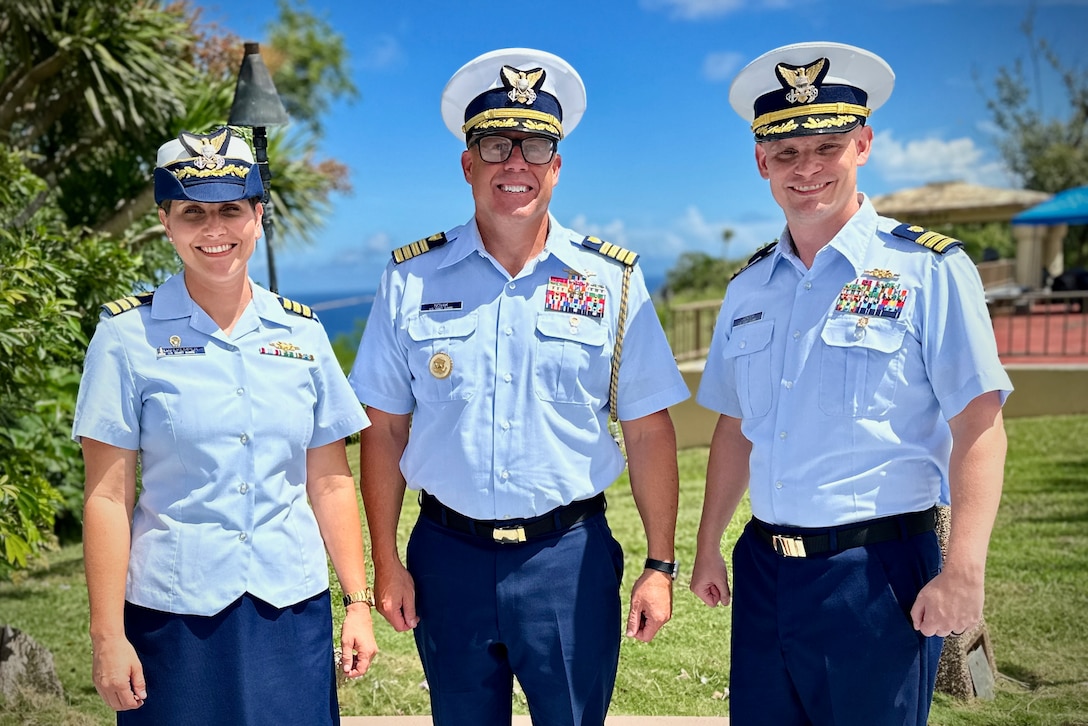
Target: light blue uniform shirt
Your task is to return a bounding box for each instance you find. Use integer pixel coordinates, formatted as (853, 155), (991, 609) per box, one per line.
(72, 273), (369, 616)
(350, 215), (689, 521)
(697, 197), (1013, 527)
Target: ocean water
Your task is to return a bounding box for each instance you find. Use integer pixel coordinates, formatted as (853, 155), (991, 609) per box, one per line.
(291, 290), (374, 341)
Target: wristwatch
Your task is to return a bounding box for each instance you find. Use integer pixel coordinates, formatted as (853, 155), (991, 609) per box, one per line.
(342, 587), (375, 608)
(644, 557), (679, 580)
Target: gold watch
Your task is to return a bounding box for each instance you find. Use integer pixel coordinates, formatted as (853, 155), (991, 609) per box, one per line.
(342, 587), (375, 608)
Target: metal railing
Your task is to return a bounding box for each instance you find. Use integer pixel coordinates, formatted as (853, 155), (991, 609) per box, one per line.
(665, 291), (1088, 362)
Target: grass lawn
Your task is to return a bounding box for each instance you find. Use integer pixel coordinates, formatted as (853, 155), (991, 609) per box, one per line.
(2, 414), (1086, 725)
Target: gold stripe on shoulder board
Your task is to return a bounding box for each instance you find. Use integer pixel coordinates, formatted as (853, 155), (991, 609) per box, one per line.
(891, 224), (963, 254)
(101, 291), (154, 317)
(392, 232), (449, 264)
(581, 236), (639, 266)
(277, 296), (315, 319)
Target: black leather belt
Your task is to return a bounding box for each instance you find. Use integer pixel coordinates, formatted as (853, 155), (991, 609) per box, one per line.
(419, 491), (605, 544)
(753, 506), (938, 558)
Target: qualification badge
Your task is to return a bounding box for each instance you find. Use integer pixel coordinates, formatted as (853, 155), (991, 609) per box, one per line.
(429, 351), (452, 379)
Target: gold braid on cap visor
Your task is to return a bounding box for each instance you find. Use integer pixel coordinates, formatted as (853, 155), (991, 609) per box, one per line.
(462, 108), (563, 139)
(751, 102), (871, 133)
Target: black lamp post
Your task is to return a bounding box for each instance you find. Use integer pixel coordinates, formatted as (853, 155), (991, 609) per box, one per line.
(228, 41), (289, 293)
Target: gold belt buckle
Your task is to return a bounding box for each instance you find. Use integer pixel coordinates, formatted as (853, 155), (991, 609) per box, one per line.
(492, 526), (527, 544)
(772, 534), (807, 558)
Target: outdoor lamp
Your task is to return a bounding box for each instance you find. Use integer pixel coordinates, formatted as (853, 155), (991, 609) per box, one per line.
(229, 41), (289, 293)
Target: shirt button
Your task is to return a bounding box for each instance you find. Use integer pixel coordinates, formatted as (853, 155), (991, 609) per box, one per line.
(501, 421), (511, 431)
(239, 483), (249, 494)
(236, 387), (244, 396)
(793, 330), (801, 340)
(739, 341), (747, 349)
(238, 532), (248, 542)
(775, 481), (784, 489)
(501, 470), (510, 480)
(783, 380), (793, 389)
(804, 282), (813, 290)
(508, 282), (517, 290)
(779, 431), (788, 440)
(505, 327), (513, 336)
(503, 373), (512, 383)
(239, 433), (249, 444)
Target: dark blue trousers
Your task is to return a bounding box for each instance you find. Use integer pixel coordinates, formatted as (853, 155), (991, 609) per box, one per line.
(407, 510), (624, 726)
(120, 591), (337, 726)
(729, 520), (943, 726)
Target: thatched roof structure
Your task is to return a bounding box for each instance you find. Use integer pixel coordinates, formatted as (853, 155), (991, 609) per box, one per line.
(871, 181), (1051, 226)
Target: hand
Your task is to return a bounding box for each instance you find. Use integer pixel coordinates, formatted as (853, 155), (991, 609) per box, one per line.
(373, 561), (419, 631)
(690, 549), (731, 608)
(910, 567), (984, 637)
(91, 635), (146, 711)
(625, 569), (673, 642)
(340, 607), (379, 678)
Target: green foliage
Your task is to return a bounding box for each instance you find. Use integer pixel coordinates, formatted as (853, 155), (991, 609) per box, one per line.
(984, 11), (1088, 268)
(944, 222), (1018, 263)
(0, 148), (140, 573)
(331, 320), (366, 376)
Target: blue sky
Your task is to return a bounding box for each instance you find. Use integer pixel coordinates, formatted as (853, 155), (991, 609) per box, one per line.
(190, 0), (1088, 298)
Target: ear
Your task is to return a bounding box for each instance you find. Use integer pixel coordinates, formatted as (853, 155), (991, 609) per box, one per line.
(754, 144), (771, 180)
(158, 207), (173, 242)
(854, 125), (874, 167)
(551, 152), (562, 184)
(254, 201), (265, 240)
(461, 149), (473, 183)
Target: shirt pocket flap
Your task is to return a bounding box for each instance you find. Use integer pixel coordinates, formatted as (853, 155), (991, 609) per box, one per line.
(820, 316), (906, 353)
(535, 314), (608, 347)
(407, 312), (477, 342)
(721, 319), (773, 359)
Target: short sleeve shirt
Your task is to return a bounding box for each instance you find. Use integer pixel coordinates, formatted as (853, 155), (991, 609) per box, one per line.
(349, 215), (690, 520)
(697, 197), (1013, 527)
(72, 273), (369, 616)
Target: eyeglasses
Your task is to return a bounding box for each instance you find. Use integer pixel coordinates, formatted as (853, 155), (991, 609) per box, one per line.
(473, 135), (557, 165)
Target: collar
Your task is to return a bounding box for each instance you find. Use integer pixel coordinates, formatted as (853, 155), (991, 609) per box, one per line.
(757, 193), (879, 284)
(434, 214), (585, 271)
(149, 273), (295, 330)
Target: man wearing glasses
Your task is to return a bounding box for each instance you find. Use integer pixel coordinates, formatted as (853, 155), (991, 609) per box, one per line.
(349, 48), (689, 726)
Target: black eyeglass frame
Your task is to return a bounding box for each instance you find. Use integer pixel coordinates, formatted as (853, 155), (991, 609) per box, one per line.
(471, 135), (558, 165)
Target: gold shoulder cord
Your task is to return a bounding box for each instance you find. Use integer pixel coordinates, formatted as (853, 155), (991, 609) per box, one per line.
(609, 263), (632, 424)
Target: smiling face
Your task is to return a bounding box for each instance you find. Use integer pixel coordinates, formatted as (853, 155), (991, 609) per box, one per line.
(755, 125), (872, 239)
(461, 132), (562, 228)
(158, 199), (263, 285)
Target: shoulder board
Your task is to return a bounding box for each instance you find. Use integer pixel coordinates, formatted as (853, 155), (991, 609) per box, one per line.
(580, 236), (639, 266)
(891, 224), (963, 254)
(277, 296), (315, 319)
(730, 240), (777, 281)
(101, 291), (154, 317)
(392, 232), (448, 264)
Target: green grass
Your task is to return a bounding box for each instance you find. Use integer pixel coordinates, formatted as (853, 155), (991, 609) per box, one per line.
(2, 415), (1087, 724)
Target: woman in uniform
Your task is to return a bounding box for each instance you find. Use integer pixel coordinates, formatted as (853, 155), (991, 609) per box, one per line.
(74, 127), (376, 724)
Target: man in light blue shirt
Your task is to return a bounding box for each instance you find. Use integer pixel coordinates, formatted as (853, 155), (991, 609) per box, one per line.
(690, 42), (1012, 726)
(350, 48), (689, 726)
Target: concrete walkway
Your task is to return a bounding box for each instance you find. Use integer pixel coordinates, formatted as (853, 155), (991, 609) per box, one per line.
(342, 718), (728, 725)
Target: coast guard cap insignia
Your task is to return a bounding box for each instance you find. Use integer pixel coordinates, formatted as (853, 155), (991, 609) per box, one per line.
(777, 58), (828, 105)
(502, 65), (545, 105)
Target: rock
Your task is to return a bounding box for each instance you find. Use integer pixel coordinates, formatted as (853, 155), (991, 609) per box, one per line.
(0, 624), (64, 701)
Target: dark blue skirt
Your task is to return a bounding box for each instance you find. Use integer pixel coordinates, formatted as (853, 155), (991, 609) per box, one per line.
(118, 590), (338, 726)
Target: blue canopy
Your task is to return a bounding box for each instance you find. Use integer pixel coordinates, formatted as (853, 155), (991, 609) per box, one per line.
(1011, 185), (1088, 225)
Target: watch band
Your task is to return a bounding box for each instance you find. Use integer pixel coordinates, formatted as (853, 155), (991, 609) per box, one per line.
(644, 557), (678, 580)
(342, 587), (375, 608)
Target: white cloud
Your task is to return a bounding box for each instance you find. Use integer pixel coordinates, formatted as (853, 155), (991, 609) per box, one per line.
(703, 52), (745, 83)
(359, 35), (402, 70)
(640, 0), (746, 20)
(871, 130), (1016, 187)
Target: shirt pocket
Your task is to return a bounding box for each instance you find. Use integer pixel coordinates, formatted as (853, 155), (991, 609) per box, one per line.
(818, 315), (907, 417)
(406, 312), (477, 402)
(719, 319), (774, 418)
(533, 313), (609, 405)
